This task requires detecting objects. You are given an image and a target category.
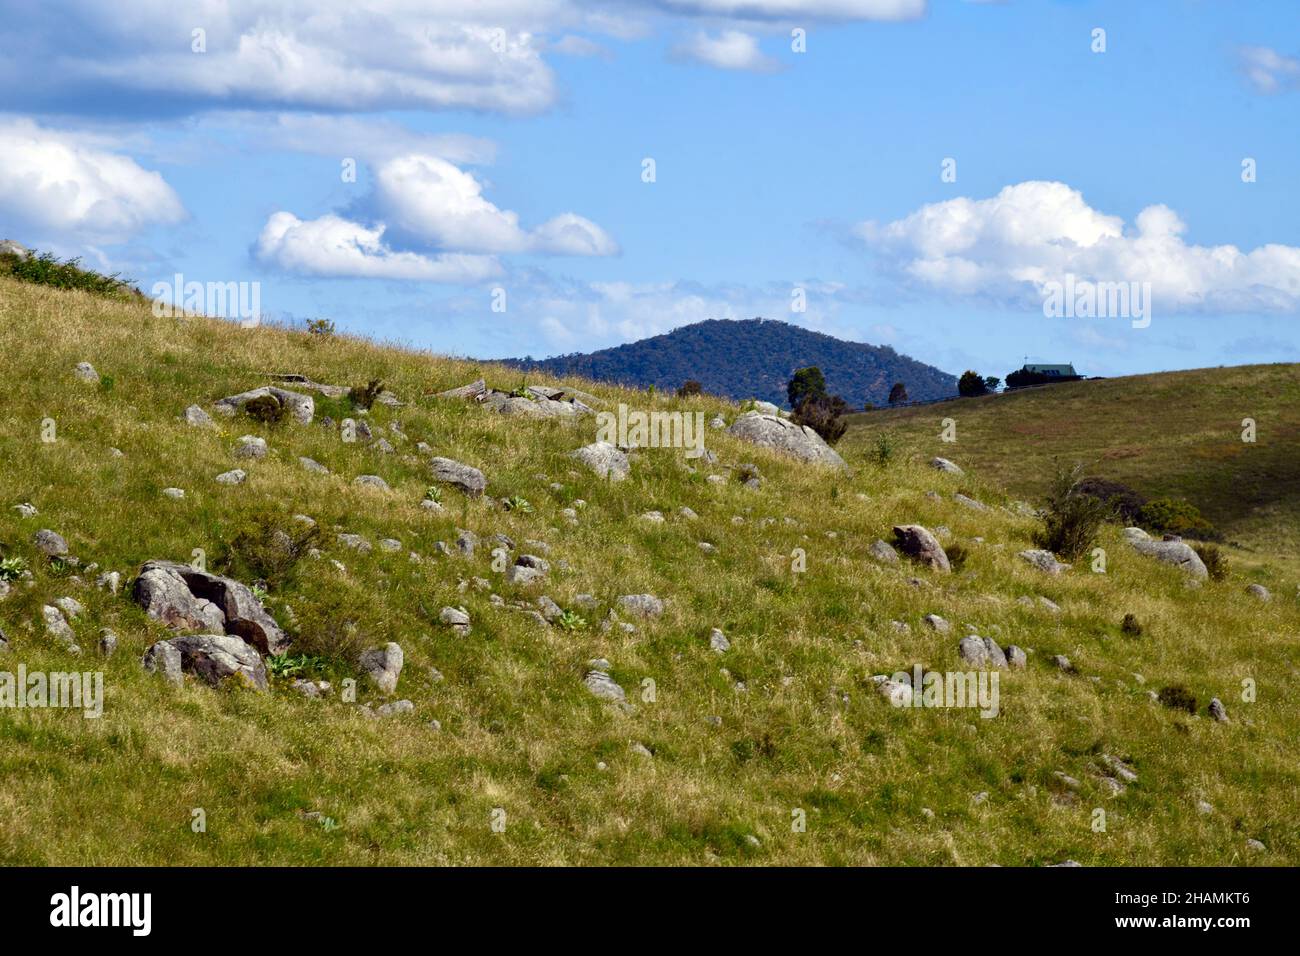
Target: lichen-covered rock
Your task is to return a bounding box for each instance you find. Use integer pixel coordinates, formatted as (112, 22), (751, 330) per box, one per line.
(1018, 549), (1071, 575)
(359, 642), (404, 695)
(571, 441), (630, 481)
(214, 386), (315, 424)
(158, 634), (268, 691)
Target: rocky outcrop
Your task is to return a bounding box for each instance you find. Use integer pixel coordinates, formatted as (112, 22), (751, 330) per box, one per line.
(133, 560), (289, 654)
(214, 386), (315, 424)
(727, 412), (847, 468)
(144, 634), (269, 690)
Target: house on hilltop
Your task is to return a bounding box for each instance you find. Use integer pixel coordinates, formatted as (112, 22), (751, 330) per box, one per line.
(1006, 362), (1083, 390)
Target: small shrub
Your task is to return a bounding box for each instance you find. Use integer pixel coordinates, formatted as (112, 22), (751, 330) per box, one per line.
(2, 250), (138, 300)
(216, 513), (319, 591)
(349, 379), (385, 410)
(677, 380), (703, 398)
(424, 486), (443, 504)
(267, 652), (330, 679)
(790, 393), (849, 446)
(736, 463), (762, 485)
(1157, 684), (1198, 714)
(244, 393), (284, 425)
(1193, 543), (1228, 581)
(871, 430), (898, 466)
(1138, 497), (1219, 540)
(1033, 462), (1113, 561)
(503, 496), (533, 513)
(1121, 613), (1143, 637)
(305, 318), (336, 337)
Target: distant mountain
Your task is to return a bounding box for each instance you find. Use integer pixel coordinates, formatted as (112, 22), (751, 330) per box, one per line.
(503, 318), (957, 408)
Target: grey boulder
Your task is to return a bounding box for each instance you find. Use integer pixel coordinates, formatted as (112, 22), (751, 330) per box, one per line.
(727, 412), (847, 469)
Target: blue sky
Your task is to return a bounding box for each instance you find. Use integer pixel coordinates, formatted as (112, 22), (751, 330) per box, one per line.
(1, 0), (1297, 382)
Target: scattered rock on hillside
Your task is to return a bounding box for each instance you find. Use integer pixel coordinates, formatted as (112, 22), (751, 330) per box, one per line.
(13, 502), (37, 518)
(215, 468), (247, 485)
(133, 560), (289, 654)
(161, 487), (185, 499)
(619, 594), (664, 617)
(892, 525), (950, 572)
(74, 362), (100, 383)
(583, 669), (626, 703)
(1246, 583), (1270, 601)
(1209, 697), (1229, 723)
(42, 605), (76, 647)
(1123, 532), (1207, 579)
(429, 457), (486, 497)
(930, 457), (962, 474)
(184, 404), (214, 427)
(436, 378), (488, 400)
(233, 435), (268, 459)
(727, 412), (847, 468)
(33, 529), (68, 556)
(923, 613), (950, 633)
(98, 628), (118, 657)
(215, 386), (315, 424)
(708, 628), (730, 653)
(299, 457), (329, 474)
(1018, 549), (1071, 575)
(1006, 645), (1027, 668)
(869, 539), (900, 564)
(958, 635), (1008, 669)
(359, 642), (404, 695)
(572, 441), (630, 481)
(146, 634), (269, 691)
(953, 493), (988, 512)
(354, 474), (390, 491)
(440, 606), (471, 636)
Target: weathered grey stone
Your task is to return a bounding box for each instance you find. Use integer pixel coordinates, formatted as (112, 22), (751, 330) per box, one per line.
(1246, 583), (1271, 601)
(923, 613), (950, 633)
(892, 525), (950, 572)
(359, 642), (404, 695)
(33, 529), (68, 556)
(161, 487), (185, 499)
(353, 474), (390, 491)
(215, 468), (247, 485)
(930, 457), (962, 474)
(74, 362), (100, 383)
(233, 435), (268, 459)
(708, 628), (730, 653)
(618, 594), (664, 617)
(953, 493), (988, 512)
(299, 457), (330, 474)
(1127, 536), (1208, 579)
(142, 640), (183, 686)
(1209, 697), (1229, 723)
(376, 699), (415, 717)
(42, 605), (76, 646)
(1006, 645), (1027, 668)
(54, 596), (84, 619)
(1018, 549), (1071, 575)
(727, 412), (847, 468)
(572, 441), (630, 481)
(337, 533), (372, 554)
(184, 404), (214, 427)
(869, 539), (900, 564)
(958, 635), (989, 667)
(583, 669), (626, 703)
(98, 628), (118, 657)
(440, 606), (471, 635)
(429, 457), (486, 497)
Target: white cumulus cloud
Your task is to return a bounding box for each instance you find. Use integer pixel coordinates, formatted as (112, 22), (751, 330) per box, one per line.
(373, 153), (618, 256)
(0, 119), (184, 241)
(859, 181), (1300, 314)
(1238, 45), (1300, 94)
(255, 211), (500, 282)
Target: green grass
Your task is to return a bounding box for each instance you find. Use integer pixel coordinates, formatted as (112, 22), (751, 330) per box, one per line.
(844, 365), (1300, 562)
(0, 276), (1297, 865)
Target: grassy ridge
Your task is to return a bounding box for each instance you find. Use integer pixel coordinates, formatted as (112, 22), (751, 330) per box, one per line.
(0, 277), (1297, 865)
(843, 365), (1300, 558)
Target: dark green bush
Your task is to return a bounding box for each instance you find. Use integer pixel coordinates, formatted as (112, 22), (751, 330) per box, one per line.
(1076, 477), (1147, 524)
(1033, 462), (1113, 561)
(1121, 613), (1142, 637)
(349, 378), (385, 410)
(1138, 497), (1219, 540)
(1, 250), (139, 300)
(216, 512), (319, 591)
(791, 393), (849, 445)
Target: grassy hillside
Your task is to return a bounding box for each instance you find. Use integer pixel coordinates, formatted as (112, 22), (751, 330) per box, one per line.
(843, 365), (1300, 559)
(0, 276), (1297, 866)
